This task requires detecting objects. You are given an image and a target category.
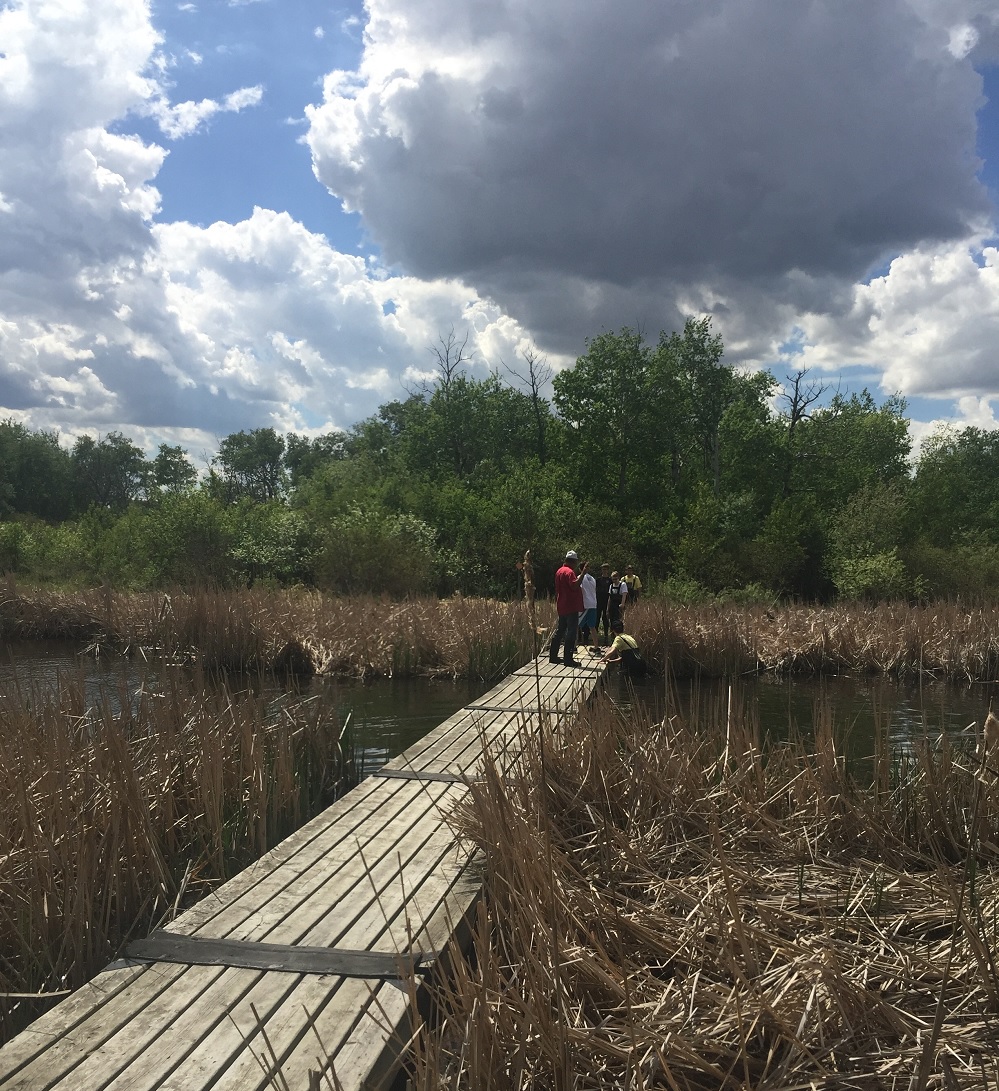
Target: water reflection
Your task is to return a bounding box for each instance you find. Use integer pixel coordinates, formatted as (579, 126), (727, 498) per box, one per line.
(4, 641), (996, 774)
(313, 676), (493, 777)
(0, 641), (493, 777)
(607, 667), (997, 766)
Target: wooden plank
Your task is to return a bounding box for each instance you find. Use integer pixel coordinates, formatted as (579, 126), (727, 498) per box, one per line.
(0, 964), (152, 1087)
(169, 777), (449, 938)
(25, 784), (465, 1089)
(2, 964), (224, 1091)
(125, 934), (433, 979)
(0, 780), (453, 1089)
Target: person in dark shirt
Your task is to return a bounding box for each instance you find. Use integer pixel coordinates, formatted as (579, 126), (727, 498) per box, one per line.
(595, 562), (612, 645)
(607, 569), (627, 628)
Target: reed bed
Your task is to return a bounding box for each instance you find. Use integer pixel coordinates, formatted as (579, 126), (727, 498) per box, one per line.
(0, 665), (350, 1042)
(405, 690), (999, 1089)
(626, 599), (999, 680)
(9, 584), (999, 681)
(0, 583), (541, 680)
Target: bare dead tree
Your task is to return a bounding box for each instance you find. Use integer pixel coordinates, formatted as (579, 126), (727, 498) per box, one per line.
(504, 345), (554, 465)
(430, 327), (474, 391)
(778, 368), (832, 498)
(429, 327), (476, 475)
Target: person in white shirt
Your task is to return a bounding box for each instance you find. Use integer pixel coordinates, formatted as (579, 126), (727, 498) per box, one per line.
(578, 561), (599, 653)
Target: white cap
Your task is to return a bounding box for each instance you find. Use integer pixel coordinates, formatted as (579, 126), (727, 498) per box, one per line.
(565, 550), (578, 560)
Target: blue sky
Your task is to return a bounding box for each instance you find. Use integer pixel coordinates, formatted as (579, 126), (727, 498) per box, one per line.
(130, 0), (367, 246)
(3, 0), (999, 460)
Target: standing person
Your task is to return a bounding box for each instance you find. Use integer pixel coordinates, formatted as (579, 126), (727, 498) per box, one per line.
(550, 550), (588, 667)
(624, 564), (643, 608)
(595, 562), (612, 645)
(578, 560), (598, 654)
(608, 569), (628, 628)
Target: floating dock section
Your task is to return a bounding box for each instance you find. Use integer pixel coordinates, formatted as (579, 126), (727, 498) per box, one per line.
(0, 657), (605, 1090)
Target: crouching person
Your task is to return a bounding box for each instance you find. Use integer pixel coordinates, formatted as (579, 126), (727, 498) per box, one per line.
(599, 619), (649, 678)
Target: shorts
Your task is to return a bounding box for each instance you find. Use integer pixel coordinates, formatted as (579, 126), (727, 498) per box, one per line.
(579, 608), (597, 629)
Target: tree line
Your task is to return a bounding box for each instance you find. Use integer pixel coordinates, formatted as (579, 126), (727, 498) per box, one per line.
(1, 319), (998, 600)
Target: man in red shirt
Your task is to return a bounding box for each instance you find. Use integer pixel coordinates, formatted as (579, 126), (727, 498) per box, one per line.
(550, 550), (588, 667)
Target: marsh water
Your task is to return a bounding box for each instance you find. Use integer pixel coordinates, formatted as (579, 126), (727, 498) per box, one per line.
(2, 641), (996, 774)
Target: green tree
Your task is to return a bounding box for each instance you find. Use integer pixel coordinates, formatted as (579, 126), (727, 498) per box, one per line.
(553, 327), (657, 504)
(656, 317), (731, 495)
(152, 444), (198, 495)
(210, 428), (287, 502)
(285, 432), (347, 490)
(71, 432), (151, 513)
(791, 391), (910, 511)
(0, 420), (74, 520)
(912, 425), (999, 546)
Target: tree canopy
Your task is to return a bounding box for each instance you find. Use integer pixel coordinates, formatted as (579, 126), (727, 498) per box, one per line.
(1, 319), (996, 601)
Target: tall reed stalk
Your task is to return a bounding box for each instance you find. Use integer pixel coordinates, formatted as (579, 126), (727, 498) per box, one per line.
(9, 584), (999, 681)
(0, 583), (541, 680)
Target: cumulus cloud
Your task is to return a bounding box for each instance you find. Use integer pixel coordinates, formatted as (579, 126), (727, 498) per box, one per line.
(3, 0), (999, 462)
(0, 0), (542, 455)
(305, 0), (994, 361)
(784, 238), (999, 401)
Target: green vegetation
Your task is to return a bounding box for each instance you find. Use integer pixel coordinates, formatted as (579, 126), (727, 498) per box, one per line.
(2, 319), (998, 599)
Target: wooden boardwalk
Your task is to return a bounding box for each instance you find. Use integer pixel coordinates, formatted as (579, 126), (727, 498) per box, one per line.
(0, 656), (605, 1091)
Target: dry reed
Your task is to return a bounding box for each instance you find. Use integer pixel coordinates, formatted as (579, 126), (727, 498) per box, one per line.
(0, 583), (541, 680)
(0, 665), (350, 1043)
(406, 687), (999, 1089)
(627, 598), (999, 681)
(9, 584), (999, 682)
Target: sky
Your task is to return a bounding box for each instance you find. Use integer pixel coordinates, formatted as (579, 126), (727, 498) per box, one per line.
(2, 0), (999, 467)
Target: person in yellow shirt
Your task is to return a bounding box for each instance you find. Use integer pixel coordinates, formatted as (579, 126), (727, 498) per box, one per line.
(623, 564), (643, 608)
(599, 619), (649, 677)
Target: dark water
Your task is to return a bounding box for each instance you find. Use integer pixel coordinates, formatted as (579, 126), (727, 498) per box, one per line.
(607, 667), (997, 767)
(2, 640), (995, 772)
(0, 641), (492, 777)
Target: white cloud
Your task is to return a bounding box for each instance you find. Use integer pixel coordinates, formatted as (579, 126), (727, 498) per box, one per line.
(784, 239), (999, 401)
(305, 0), (991, 359)
(0, 0), (544, 454)
(2, 0), (999, 464)
(149, 83), (264, 139)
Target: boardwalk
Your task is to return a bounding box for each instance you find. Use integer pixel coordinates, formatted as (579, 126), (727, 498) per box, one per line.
(0, 657), (605, 1091)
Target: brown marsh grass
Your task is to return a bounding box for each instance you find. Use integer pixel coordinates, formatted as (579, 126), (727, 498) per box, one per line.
(0, 665), (349, 1042)
(627, 598), (999, 681)
(405, 690), (999, 1089)
(0, 583), (541, 680)
(8, 583), (999, 681)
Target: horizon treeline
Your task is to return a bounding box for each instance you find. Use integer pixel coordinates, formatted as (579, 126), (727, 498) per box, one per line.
(2, 318), (998, 601)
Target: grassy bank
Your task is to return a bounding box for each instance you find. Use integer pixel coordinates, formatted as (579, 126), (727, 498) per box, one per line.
(0, 667), (350, 1042)
(406, 690), (999, 1088)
